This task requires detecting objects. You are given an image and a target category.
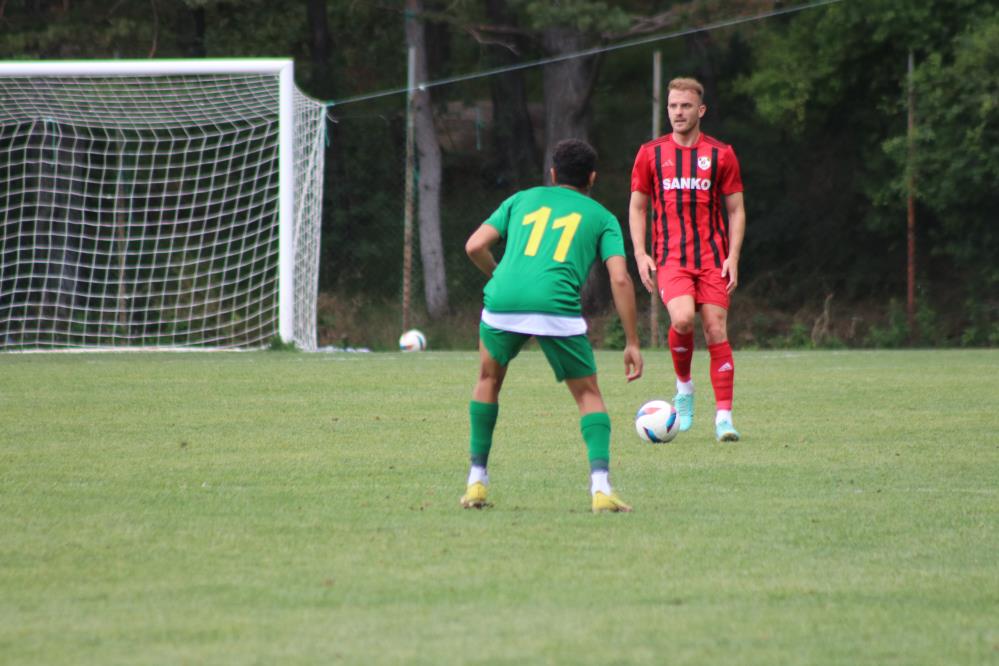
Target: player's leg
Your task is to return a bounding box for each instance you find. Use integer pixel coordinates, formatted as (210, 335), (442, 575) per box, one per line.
(462, 325), (523, 508)
(701, 303), (739, 442)
(461, 341), (503, 508)
(665, 294), (697, 431)
(540, 334), (632, 513)
(564, 373), (608, 468)
(564, 375), (632, 513)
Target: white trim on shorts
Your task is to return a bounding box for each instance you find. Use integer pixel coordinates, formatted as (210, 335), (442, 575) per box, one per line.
(481, 309), (587, 337)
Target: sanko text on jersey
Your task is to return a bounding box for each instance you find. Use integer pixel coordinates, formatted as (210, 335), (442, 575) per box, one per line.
(661, 177), (712, 191)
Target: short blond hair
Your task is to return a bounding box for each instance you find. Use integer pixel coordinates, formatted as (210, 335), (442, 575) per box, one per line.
(668, 77), (704, 101)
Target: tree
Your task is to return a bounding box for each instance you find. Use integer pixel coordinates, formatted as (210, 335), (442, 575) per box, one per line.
(506, 2), (628, 179)
(483, 0), (540, 189)
(905, 12), (998, 277)
(737, 0), (996, 324)
(900, 12), (999, 343)
(471, 1), (775, 179)
(405, 0), (450, 318)
(306, 0), (333, 92)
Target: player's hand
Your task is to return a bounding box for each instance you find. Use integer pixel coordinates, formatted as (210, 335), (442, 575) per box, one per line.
(635, 253), (657, 294)
(721, 258), (739, 294)
(623, 344), (643, 382)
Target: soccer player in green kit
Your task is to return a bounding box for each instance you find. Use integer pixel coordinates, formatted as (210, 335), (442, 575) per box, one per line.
(461, 139), (644, 514)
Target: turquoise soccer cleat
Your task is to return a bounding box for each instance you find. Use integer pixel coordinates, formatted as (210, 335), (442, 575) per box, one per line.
(673, 392), (694, 432)
(715, 420), (740, 442)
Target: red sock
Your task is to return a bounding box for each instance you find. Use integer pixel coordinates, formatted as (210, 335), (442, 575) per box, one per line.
(668, 327), (694, 382)
(708, 341), (734, 410)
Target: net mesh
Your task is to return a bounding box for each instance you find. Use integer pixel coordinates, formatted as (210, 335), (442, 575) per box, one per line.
(0, 71), (325, 351)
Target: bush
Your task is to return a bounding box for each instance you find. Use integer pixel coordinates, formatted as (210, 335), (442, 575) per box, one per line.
(601, 315), (626, 350)
(784, 322), (812, 349)
(267, 336), (299, 352)
(864, 299), (910, 348)
(957, 291), (999, 347)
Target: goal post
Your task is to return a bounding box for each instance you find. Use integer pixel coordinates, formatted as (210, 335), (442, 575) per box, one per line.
(0, 59), (326, 351)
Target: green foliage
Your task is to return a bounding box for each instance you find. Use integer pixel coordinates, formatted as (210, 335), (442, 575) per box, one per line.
(783, 322), (812, 349)
(2, 0), (995, 346)
(515, 0), (630, 33)
(960, 295), (999, 347)
(909, 12), (999, 288)
(735, 0), (996, 312)
(863, 296), (950, 348)
(600, 314), (626, 349)
(817, 334), (847, 350)
(732, 28), (829, 133)
(266, 336), (299, 352)
(0, 2), (159, 58)
(864, 299), (910, 348)
(738, 0), (988, 132)
(913, 298), (944, 346)
(857, 286), (997, 350)
(740, 310), (778, 349)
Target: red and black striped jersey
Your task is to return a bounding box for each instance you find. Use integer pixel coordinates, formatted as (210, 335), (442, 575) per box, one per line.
(631, 133), (743, 269)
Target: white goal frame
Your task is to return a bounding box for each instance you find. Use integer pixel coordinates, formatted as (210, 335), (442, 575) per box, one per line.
(0, 58), (324, 351)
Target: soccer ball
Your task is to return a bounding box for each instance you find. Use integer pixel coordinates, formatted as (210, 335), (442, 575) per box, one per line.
(398, 329), (427, 352)
(635, 400), (680, 443)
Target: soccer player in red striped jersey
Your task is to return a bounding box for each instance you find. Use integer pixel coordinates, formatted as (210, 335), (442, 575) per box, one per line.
(628, 77), (746, 442)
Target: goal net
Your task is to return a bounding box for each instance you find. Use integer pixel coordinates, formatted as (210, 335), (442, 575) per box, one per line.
(0, 60), (326, 351)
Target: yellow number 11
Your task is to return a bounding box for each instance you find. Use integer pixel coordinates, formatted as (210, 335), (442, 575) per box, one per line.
(521, 207), (581, 263)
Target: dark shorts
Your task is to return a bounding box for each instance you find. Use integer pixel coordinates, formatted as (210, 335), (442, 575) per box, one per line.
(657, 264), (730, 310)
(479, 322), (597, 382)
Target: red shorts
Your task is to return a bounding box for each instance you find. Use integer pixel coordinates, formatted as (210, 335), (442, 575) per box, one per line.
(657, 264), (730, 310)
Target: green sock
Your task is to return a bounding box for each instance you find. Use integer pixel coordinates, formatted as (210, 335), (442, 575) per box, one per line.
(580, 411), (611, 472)
(469, 400), (499, 468)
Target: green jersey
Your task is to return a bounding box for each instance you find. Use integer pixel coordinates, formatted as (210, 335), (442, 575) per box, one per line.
(481, 186), (625, 330)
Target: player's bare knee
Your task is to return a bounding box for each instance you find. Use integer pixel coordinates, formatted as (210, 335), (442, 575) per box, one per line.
(477, 363), (505, 389)
(671, 317), (695, 334)
(573, 390), (606, 414)
(703, 324), (727, 345)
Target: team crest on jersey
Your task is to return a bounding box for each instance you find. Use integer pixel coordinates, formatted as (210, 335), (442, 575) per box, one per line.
(697, 156), (712, 170)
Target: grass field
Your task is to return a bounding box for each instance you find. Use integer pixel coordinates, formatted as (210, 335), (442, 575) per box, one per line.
(1, 349), (997, 665)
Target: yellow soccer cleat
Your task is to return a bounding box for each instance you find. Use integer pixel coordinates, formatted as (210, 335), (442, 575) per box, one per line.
(592, 491), (633, 514)
(460, 482), (491, 509)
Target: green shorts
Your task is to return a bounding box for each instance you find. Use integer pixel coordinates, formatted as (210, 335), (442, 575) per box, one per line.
(479, 322), (597, 382)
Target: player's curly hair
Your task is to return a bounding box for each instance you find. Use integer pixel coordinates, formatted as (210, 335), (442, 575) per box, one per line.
(552, 139), (597, 189)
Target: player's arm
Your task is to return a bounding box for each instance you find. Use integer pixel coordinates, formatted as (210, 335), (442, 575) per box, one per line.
(628, 191), (657, 294)
(606, 254), (643, 382)
(721, 192), (745, 294)
(465, 224), (501, 278)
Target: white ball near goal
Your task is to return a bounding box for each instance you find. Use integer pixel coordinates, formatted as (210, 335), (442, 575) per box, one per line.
(635, 400), (680, 443)
(399, 329), (427, 352)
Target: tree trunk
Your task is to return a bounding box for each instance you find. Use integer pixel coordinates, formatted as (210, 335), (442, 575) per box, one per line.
(484, 0), (538, 189)
(188, 6), (206, 57)
(405, 0), (449, 318)
(541, 26), (605, 312)
(307, 0), (332, 93)
(540, 26), (599, 182)
(686, 31), (716, 100)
